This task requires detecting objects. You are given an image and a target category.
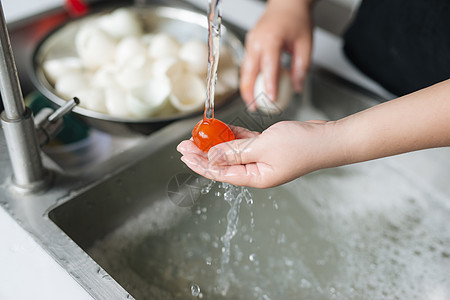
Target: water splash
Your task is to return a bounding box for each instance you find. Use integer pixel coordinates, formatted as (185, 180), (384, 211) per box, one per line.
(190, 284), (201, 297)
(216, 183), (254, 296)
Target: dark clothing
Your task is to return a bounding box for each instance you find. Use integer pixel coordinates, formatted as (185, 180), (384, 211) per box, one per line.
(343, 0), (450, 96)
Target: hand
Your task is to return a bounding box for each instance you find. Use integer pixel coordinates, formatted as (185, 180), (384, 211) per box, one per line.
(177, 120), (342, 188)
(240, 0), (314, 110)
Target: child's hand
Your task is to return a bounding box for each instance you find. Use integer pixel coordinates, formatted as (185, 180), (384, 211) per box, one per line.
(177, 120), (343, 188)
(240, 0), (314, 110)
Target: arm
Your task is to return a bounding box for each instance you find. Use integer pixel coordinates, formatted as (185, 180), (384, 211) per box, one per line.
(178, 79), (450, 188)
(240, 0), (315, 110)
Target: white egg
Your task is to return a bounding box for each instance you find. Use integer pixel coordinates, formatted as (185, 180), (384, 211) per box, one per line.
(75, 25), (116, 69)
(42, 57), (83, 85)
(115, 56), (152, 90)
(104, 86), (132, 118)
(215, 79), (229, 97)
(215, 66), (239, 98)
(254, 68), (292, 114)
(219, 67), (239, 90)
(115, 36), (147, 67)
(169, 74), (206, 112)
(140, 33), (154, 46)
(96, 8), (142, 39)
(76, 87), (107, 114)
(148, 33), (180, 58)
(126, 77), (171, 117)
(92, 63), (119, 89)
(55, 71), (90, 99)
(151, 56), (185, 80)
(178, 39), (208, 75)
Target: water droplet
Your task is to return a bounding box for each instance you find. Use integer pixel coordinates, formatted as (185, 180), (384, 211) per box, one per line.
(277, 233), (286, 244)
(215, 191), (222, 197)
(249, 253), (259, 265)
(200, 232), (210, 242)
(284, 257), (294, 267)
(191, 284), (201, 297)
(300, 278), (311, 288)
(273, 200), (279, 210)
(205, 257), (212, 265)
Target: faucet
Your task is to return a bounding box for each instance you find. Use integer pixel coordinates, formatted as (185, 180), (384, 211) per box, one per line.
(0, 1), (78, 192)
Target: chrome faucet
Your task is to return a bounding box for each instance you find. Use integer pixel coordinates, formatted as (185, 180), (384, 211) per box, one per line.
(0, 1), (78, 192)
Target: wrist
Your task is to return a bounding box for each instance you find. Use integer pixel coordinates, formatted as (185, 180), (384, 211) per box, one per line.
(319, 120), (351, 168)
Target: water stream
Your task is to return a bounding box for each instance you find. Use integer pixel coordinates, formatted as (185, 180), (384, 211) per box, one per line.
(204, 0), (222, 120)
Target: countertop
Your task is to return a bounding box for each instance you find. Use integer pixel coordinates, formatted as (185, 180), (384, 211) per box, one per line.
(0, 0), (391, 299)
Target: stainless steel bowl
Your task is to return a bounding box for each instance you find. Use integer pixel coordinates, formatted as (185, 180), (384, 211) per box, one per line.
(31, 5), (245, 135)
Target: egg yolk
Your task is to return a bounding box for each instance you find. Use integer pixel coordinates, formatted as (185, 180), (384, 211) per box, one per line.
(192, 118), (235, 152)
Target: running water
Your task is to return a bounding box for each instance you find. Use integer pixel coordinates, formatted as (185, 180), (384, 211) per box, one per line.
(216, 183), (254, 296)
(203, 2), (255, 294)
(204, 0), (222, 120)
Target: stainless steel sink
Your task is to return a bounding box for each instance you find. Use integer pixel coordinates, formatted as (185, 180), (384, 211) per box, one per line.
(2, 68), (450, 299)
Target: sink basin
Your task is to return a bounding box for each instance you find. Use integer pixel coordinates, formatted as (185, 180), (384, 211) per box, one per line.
(2, 68), (450, 299)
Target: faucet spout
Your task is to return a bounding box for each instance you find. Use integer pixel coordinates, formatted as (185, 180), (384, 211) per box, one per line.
(0, 0), (50, 192)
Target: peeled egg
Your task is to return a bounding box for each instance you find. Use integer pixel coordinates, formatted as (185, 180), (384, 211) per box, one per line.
(76, 87), (107, 114)
(96, 8), (142, 39)
(42, 57), (83, 85)
(219, 67), (239, 90)
(253, 68), (292, 113)
(215, 66), (239, 98)
(55, 71), (90, 99)
(115, 36), (147, 67)
(151, 56), (185, 80)
(169, 74), (206, 112)
(92, 63), (119, 89)
(148, 33), (180, 58)
(140, 33), (154, 46)
(178, 39), (208, 75)
(126, 77), (172, 117)
(75, 25), (116, 69)
(104, 86), (132, 118)
(115, 56), (152, 90)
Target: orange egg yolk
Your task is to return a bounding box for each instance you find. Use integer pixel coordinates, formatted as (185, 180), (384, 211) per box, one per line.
(192, 118), (235, 152)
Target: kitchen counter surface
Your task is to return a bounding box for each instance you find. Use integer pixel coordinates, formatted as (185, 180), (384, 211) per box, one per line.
(0, 0), (393, 299)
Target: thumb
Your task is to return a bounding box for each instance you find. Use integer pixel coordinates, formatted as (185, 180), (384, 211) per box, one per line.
(208, 137), (260, 165)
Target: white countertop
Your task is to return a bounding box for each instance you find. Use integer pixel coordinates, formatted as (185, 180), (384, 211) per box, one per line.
(0, 0), (391, 299)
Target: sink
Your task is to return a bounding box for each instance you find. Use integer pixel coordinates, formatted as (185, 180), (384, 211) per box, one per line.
(2, 68), (450, 299)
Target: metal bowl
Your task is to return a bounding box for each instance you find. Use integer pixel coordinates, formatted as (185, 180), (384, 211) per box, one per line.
(31, 5), (245, 135)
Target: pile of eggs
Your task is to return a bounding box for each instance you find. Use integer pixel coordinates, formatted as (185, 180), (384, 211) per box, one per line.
(42, 8), (239, 119)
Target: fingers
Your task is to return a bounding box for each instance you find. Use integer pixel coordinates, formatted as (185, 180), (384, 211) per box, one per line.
(208, 137), (259, 166)
(291, 36), (311, 92)
(228, 125), (260, 139)
(178, 135), (261, 167)
(177, 126), (260, 162)
(179, 153), (268, 187)
(261, 39), (282, 102)
(240, 34), (261, 111)
(177, 140), (207, 158)
(179, 153), (246, 185)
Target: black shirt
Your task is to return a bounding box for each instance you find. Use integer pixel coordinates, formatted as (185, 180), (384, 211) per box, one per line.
(343, 0), (450, 96)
